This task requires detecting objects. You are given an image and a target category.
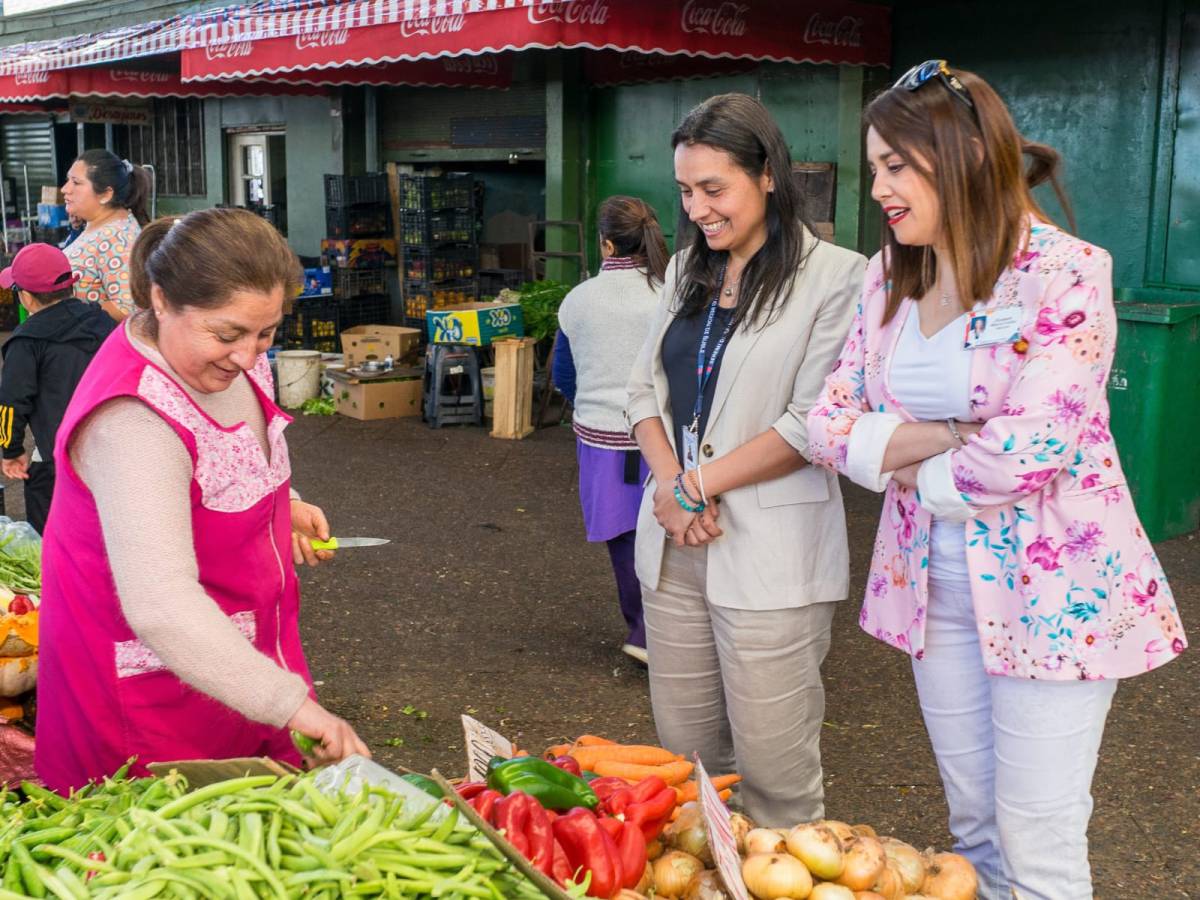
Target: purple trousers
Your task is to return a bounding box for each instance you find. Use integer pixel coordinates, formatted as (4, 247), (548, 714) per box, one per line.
(606, 530), (644, 649)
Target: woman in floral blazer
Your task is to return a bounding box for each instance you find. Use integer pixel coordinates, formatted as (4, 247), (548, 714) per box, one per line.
(808, 62), (1185, 900)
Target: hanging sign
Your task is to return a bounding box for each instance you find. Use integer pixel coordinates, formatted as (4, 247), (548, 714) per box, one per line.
(462, 715), (514, 782)
(68, 100), (150, 125)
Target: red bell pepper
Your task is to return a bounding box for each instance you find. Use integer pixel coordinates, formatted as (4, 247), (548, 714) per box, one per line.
(550, 755), (583, 777)
(598, 817), (647, 890)
(551, 838), (576, 887)
(521, 794), (557, 877)
(588, 777), (631, 806)
(604, 776), (676, 842)
(469, 788), (503, 823)
(494, 793), (532, 857)
(456, 781), (488, 801)
(552, 807), (623, 899)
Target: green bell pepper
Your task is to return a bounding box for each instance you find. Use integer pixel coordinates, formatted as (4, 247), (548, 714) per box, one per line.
(400, 773), (444, 798)
(486, 756), (599, 811)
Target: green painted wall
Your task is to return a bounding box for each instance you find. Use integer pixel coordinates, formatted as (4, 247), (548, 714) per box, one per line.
(891, 0), (1179, 290)
(587, 62), (875, 271)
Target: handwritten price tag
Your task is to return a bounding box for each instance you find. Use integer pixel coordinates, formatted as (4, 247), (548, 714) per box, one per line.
(695, 755), (750, 900)
(462, 715), (514, 782)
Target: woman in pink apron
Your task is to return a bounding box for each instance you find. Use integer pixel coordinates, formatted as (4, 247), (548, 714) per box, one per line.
(35, 208), (369, 793)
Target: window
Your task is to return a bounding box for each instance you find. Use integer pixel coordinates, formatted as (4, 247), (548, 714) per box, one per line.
(114, 98), (205, 197)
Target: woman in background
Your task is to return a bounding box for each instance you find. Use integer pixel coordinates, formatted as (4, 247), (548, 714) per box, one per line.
(553, 196), (669, 664)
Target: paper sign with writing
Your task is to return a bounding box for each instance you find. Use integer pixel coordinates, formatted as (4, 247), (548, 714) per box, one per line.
(695, 754), (751, 900)
(462, 715), (514, 782)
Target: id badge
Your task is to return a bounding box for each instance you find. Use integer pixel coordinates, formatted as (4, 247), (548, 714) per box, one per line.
(964, 305), (1023, 349)
(681, 427), (700, 472)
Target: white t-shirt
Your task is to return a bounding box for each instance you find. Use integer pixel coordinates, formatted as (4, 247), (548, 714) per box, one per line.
(889, 309), (971, 584)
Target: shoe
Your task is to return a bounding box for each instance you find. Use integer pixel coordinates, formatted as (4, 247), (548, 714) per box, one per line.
(622, 643), (648, 665)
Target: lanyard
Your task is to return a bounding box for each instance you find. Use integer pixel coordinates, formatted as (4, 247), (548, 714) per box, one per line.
(691, 269), (735, 434)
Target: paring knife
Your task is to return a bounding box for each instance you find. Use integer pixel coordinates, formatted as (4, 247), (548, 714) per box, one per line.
(309, 537), (390, 551)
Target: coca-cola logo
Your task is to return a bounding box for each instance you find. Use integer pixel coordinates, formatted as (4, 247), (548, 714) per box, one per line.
(527, 0), (609, 26)
(109, 70), (172, 83)
(802, 13), (862, 48)
(13, 71), (51, 85)
(400, 14), (465, 38)
(204, 41), (254, 61)
(680, 1), (748, 37)
(442, 56), (499, 76)
(295, 30), (349, 51)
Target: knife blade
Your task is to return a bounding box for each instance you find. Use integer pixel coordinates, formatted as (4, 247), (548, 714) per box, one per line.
(310, 537), (390, 551)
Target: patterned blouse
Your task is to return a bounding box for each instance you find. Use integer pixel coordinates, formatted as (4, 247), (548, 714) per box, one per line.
(66, 213), (141, 315)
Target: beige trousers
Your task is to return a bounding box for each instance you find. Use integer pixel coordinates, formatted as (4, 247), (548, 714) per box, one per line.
(642, 543), (837, 826)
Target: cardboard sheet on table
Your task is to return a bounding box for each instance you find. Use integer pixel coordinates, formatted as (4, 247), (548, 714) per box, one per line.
(146, 757), (299, 788)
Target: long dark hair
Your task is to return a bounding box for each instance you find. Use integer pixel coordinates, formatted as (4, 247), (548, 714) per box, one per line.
(130, 208), (302, 338)
(597, 195), (669, 290)
(864, 65), (1075, 324)
(671, 93), (816, 330)
(77, 149), (152, 226)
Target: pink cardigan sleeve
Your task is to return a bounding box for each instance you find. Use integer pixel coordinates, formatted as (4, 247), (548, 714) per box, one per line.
(919, 248), (1115, 517)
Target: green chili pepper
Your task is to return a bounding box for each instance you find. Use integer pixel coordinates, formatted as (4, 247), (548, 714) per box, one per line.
(485, 756), (599, 811)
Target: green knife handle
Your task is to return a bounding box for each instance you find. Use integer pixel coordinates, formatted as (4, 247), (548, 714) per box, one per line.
(310, 538), (339, 551)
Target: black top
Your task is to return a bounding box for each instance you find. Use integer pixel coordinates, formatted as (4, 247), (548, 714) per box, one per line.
(661, 303), (735, 467)
(0, 298), (117, 461)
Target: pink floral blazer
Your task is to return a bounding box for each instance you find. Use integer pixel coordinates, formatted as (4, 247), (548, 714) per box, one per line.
(807, 223), (1186, 680)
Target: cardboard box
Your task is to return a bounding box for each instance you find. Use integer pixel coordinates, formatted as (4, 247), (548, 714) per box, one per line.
(427, 302), (524, 347)
(40, 186), (63, 206)
(340, 324), (421, 367)
(299, 266), (332, 297)
(331, 371), (423, 420)
(146, 757), (298, 788)
(36, 203), (68, 227)
(320, 238), (397, 269)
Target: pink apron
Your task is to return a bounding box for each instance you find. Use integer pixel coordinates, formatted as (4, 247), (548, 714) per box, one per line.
(35, 327), (313, 793)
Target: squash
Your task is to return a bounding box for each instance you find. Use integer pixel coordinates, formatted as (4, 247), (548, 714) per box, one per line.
(0, 610), (38, 658)
(0, 655), (37, 696)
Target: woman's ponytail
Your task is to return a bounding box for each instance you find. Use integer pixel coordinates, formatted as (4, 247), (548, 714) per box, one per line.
(597, 195), (668, 290)
(1022, 139), (1076, 233)
(126, 165), (153, 226)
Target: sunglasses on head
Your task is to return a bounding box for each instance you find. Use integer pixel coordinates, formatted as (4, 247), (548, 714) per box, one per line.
(893, 59), (976, 113)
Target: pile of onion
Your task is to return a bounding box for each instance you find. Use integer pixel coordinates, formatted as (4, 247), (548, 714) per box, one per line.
(665, 803), (713, 867)
(741, 853), (813, 900)
(654, 850), (706, 899)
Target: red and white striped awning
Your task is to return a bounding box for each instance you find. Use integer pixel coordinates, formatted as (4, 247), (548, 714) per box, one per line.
(181, 0), (890, 82)
(0, 0), (554, 75)
(0, 62), (323, 102)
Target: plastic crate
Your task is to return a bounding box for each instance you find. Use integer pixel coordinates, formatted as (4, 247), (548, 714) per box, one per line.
(396, 173), (474, 212)
(403, 246), (478, 282)
(326, 204), (390, 239)
(341, 293), (393, 329)
(403, 279), (477, 324)
(332, 267), (388, 299)
(398, 209), (475, 247)
(282, 298), (341, 353)
(324, 173), (389, 206)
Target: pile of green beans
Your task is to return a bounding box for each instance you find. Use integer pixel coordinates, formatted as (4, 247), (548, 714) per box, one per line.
(0, 766), (553, 899)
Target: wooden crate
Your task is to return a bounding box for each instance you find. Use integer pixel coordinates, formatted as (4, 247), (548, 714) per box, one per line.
(489, 337), (537, 440)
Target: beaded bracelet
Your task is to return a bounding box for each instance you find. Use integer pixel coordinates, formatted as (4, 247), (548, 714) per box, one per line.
(673, 475), (706, 513)
(675, 472), (703, 506)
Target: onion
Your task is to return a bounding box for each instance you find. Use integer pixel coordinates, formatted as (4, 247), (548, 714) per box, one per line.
(647, 839), (665, 861)
(744, 827), (787, 856)
(922, 852), (977, 900)
(817, 819), (856, 844)
(729, 812), (755, 854)
(665, 803), (713, 866)
(635, 861), (653, 895)
(740, 853), (813, 900)
(850, 824), (877, 838)
(785, 824), (844, 881)
(833, 837), (885, 891)
(684, 870), (731, 900)
(880, 838), (926, 893)
(614, 892), (648, 900)
(853, 894), (887, 900)
(870, 861), (904, 900)
(653, 851), (705, 899)
(809, 885), (856, 900)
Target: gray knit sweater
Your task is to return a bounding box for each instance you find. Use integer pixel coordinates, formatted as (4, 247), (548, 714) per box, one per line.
(556, 265), (660, 446)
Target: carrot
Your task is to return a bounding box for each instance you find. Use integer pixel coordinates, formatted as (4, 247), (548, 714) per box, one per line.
(569, 745), (681, 770)
(718, 789), (732, 802)
(673, 773), (742, 804)
(575, 735), (617, 746)
(592, 759), (695, 786)
(544, 743), (573, 759)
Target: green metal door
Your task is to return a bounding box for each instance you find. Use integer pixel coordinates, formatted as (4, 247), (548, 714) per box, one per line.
(1163, 9), (1199, 286)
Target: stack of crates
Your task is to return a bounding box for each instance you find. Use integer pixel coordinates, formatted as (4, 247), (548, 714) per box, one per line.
(317, 172), (396, 339)
(398, 173), (478, 335)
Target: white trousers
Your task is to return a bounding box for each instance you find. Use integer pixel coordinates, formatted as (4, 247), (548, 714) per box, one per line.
(642, 543), (837, 826)
(914, 577), (1117, 900)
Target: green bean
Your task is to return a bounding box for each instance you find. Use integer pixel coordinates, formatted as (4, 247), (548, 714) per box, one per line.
(155, 776), (276, 819)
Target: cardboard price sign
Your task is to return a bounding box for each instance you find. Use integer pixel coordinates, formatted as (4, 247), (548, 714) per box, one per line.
(462, 715), (514, 782)
(695, 755), (751, 900)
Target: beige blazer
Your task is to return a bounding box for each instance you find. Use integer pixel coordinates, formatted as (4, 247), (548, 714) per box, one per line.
(626, 238), (866, 611)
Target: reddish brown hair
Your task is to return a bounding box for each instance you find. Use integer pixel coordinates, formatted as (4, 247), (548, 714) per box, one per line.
(130, 208), (301, 336)
(864, 66), (1075, 323)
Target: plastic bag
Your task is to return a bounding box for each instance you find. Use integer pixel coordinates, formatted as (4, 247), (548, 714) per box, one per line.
(0, 517), (41, 595)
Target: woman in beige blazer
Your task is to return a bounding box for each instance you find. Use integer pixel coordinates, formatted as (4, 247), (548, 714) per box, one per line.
(626, 93), (865, 825)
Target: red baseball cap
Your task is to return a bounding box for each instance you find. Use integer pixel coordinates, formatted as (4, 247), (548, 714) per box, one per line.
(0, 243), (80, 293)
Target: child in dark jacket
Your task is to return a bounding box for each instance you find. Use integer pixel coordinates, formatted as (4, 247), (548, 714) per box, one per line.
(0, 243), (116, 534)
